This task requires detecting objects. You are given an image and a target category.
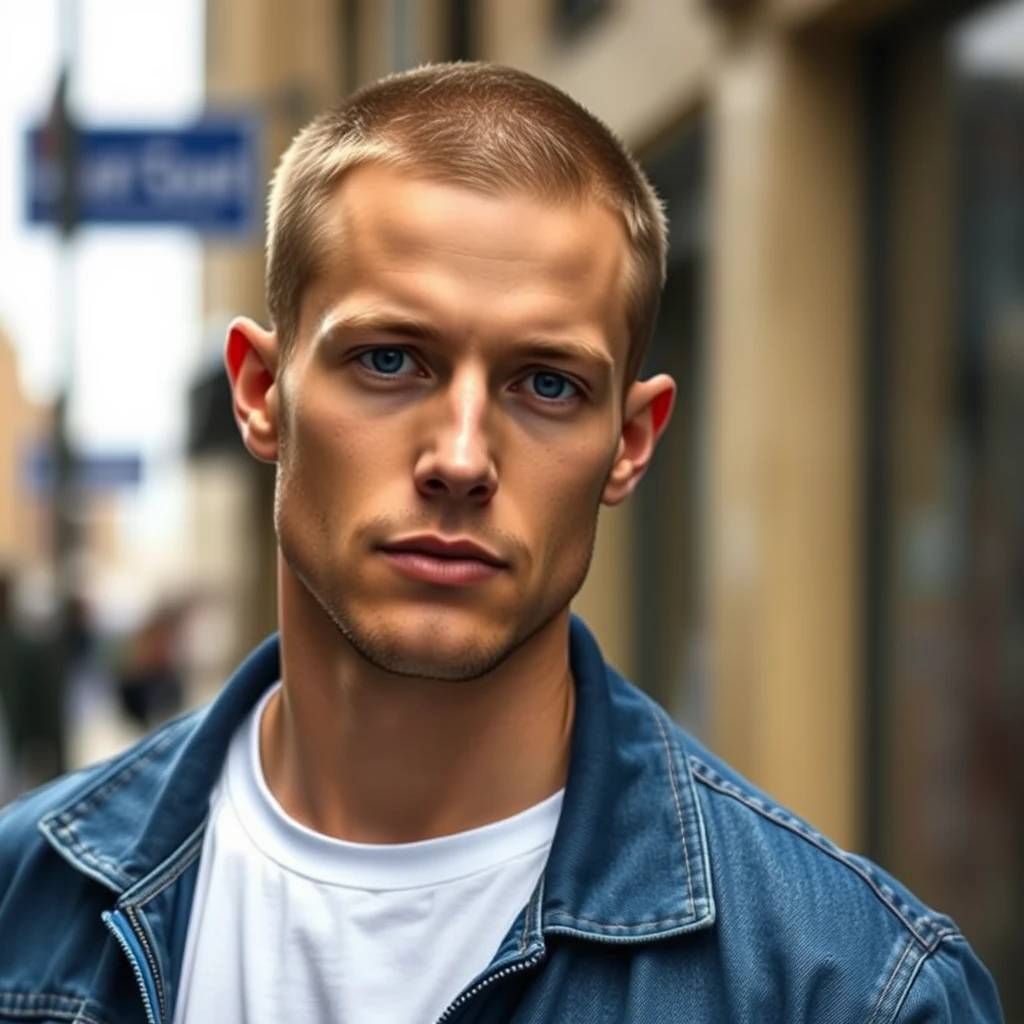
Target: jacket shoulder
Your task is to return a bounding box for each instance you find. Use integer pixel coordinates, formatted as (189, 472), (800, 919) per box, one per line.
(0, 711), (201, 891)
(673, 725), (1003, 1020)
(681, 730), (953, 942)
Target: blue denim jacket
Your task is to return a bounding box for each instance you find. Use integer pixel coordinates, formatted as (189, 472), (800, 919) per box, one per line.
(0, 618), (1003, 1023)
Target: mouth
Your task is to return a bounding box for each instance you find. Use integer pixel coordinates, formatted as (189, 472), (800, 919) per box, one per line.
(381, 534), (506, 566)
(378, 534), (508, 587)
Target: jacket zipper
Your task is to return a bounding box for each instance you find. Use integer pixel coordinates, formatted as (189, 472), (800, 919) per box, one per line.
(102, 908), (162, 1024)
(434, 949), (546, 1024)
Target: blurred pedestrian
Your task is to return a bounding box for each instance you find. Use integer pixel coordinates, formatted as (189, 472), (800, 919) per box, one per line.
(0, 63), (1004, 1023)
(0, 568), (63, 799)
(116, 600), (186, 730)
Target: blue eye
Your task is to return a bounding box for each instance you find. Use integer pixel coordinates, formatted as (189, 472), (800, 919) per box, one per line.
(525, 371), (579, 402)
(359, 348), (414, 375)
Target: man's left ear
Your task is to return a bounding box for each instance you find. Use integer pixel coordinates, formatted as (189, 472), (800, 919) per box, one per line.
(602, 374), (676, 506)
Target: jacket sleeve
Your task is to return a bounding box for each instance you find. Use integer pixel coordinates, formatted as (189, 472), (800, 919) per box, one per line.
(893, 934), (1004, 1023)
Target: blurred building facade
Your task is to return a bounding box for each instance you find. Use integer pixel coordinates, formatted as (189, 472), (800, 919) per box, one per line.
(0, 327), (151, 622)
(0, 326), (51, 579)
(195, 0), (1022, 1012)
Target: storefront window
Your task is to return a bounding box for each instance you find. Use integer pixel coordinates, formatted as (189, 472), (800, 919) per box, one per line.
(635, 123), (709, 734)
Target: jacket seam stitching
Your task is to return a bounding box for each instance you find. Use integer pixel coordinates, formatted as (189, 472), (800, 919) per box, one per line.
(0, 992), (107, 1024)
(544, 909), (696, 929)
(131, 825), (205, 907)
(689, 757), (951, 949)
(55, 721), (188, 823)
(0, 993), (83, 1010)
(882, 936), (951, 1024)
(519, 879), (534, 954)
(520, 874), (544, 954)
(651, 707), (695, 914)
(45, 820), (133, 888)
(866, 937), (917, 1024)
(39, 720), (193, 888)
(0, 1014), (104, 1024)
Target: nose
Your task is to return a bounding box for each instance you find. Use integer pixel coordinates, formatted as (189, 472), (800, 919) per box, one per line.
(414, 368), (498, 505)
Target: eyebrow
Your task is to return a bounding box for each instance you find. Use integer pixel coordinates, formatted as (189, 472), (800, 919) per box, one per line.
(315, 310), (614, 372)
(314, 311), (445, 347)
(514, 337), (614, 372)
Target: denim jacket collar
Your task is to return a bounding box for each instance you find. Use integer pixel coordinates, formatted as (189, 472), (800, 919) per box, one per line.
(38, 617), (716, 943)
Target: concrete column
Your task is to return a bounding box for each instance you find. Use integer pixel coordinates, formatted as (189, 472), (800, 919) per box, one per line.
(708, 31), (863, 848)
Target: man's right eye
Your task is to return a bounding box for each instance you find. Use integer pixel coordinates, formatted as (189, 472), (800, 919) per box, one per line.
(357, 348), (416, 376)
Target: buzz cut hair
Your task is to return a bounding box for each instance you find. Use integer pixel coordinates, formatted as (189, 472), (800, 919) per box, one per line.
(266, 61), (667, 382)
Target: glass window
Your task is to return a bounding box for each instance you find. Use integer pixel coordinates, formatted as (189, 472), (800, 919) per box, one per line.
(871, 3), (1024, 1013)
(635, 123), (710, 735)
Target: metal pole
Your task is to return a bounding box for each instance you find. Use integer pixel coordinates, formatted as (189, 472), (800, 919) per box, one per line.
(48, 0), (80, 777)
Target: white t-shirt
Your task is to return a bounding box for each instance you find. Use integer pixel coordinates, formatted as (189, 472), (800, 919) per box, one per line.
(173, 685), (563, 1024)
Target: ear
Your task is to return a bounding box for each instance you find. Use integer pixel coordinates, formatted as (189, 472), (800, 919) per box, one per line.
(602, 374), (676, 506)
(224, 316), (280, 463)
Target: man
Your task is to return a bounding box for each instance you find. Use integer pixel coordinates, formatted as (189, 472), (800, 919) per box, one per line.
(0, 63), (1002, 1023)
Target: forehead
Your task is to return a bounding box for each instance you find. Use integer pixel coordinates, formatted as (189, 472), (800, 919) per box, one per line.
(300, 164), (631, 360)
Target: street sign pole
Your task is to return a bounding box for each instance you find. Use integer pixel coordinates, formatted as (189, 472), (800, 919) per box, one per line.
(53, 66), (79, 605)
(48, 0), (79, 778)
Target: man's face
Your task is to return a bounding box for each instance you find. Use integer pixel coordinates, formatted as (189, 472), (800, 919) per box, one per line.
(273, 165), (636, 680)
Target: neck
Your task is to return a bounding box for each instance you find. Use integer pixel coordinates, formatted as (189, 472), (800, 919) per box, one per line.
(261, 560), (576, 844)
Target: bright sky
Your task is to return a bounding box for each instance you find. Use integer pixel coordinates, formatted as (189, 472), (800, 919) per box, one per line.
(0, 0), (204, 454)
(0, 0), (207, 567)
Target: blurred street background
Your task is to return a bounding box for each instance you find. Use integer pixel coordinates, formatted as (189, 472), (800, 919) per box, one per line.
(0, 0), (1021, 1015)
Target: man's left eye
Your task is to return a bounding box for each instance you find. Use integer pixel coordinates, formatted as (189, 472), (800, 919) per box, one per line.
(524, 371), (580, 402)
(358, 348), (416, 375)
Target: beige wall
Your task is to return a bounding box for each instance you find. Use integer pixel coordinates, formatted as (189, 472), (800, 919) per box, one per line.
(480, 0), (719, 149)
(476, 0), (906, 148)
(707, 32), (863, 847)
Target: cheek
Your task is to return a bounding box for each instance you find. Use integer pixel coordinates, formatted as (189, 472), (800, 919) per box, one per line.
(284, 387), (390, 494)
(527, 438), (615, 549)
(276, 410), (372, 555)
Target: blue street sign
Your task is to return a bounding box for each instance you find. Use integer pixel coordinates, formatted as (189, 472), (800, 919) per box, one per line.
(25, 119), (261, 235)
(22, 446), (143, 496)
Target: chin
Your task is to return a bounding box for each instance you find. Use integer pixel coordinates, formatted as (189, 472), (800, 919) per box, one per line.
(336, 604), (526, 683)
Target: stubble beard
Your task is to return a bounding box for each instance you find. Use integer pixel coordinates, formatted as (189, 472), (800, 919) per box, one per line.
(277, 507), (601, 684)
(338, 536), (596, 681)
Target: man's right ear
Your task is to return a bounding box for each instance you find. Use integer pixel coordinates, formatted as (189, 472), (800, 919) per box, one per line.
(225, 316), (280, 463)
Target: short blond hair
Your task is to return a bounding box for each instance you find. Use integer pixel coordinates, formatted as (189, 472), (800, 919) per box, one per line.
(266, 62), (667, 381)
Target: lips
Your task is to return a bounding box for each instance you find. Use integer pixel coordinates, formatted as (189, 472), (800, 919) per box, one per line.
(378, 534), (508, 587)
(379, 534), (506, 567)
